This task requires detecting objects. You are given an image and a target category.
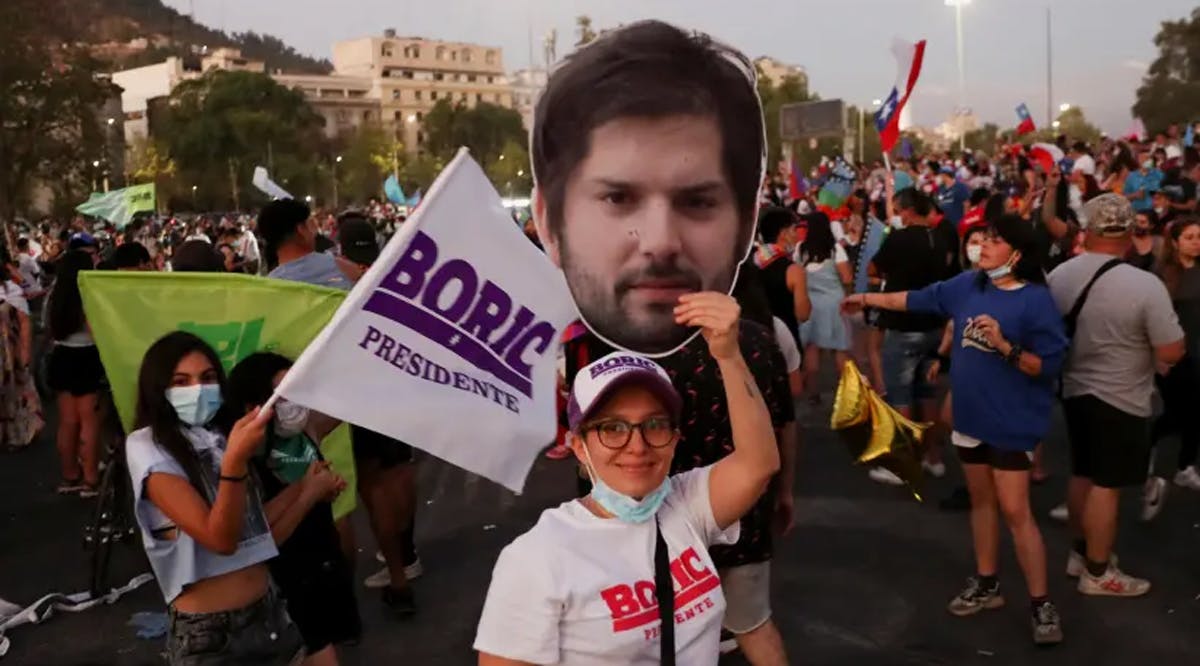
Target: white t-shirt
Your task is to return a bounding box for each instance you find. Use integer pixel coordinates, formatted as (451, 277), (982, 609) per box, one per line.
(1, 281), (29, 315)
(238, 230), (261, 263)
(474, 466), (738, 666)
(771, 317), (801, 373)
(17, 255), (41, 295)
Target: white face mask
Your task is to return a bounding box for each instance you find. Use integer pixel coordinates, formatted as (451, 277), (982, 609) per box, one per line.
(966, 245), (983, 266)
(889, 216), (905, 229)
(274, 398), (310, 437)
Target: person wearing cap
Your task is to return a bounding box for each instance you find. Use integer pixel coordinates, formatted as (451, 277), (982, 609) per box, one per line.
(1047, 194), (1185, 598)
(475, 292), (779, 665)
(844, 214), (1068, 646)
(68, 232), (99, 265)
(937, 165), (971, 228)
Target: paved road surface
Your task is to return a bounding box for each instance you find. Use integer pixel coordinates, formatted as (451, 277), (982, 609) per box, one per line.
(2, 391), (1198, 665)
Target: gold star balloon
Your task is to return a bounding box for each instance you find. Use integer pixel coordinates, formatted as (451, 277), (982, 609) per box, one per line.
(830, 360), (930, 501)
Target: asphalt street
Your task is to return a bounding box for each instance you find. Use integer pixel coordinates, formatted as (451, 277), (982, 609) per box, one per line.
(2, 387), (1198, 666)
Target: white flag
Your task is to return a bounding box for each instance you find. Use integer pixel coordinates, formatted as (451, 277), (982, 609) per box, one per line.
(276, 149), (576, 492)
(252, 166), (294, 201)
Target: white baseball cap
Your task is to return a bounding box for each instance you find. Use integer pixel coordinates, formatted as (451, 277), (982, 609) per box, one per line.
(567, 352), (682, 432)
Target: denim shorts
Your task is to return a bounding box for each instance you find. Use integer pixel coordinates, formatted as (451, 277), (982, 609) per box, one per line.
(167, 591), (303, 665)
(881, 329), (942, 409)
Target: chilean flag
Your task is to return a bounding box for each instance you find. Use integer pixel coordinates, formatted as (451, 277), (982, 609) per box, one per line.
(1015, 103), (1036, 135)
(1028, 143), (1065, 174)
(874, 38), (926, 153)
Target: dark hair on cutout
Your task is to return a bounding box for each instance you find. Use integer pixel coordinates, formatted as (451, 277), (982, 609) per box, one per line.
(799, 212), (835, 265)
(894, 188), (932, 217)
(757, 206), (796, 243)
(47, 249), (94, 341)
(532, 20), (764, 243)
(133, 332), (236, 495)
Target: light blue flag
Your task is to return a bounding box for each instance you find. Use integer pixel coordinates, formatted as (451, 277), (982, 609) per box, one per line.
(406, 188), (422, 208)
(1185, 123), (1195, 148)
(384, 174), (406, 205)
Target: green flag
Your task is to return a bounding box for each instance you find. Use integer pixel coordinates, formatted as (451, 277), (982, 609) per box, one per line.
(75, 183), (156, 229)
(79, 271), (357, 518)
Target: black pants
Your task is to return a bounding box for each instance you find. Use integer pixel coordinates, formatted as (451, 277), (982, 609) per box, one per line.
(1152, 358), (1200, 471)
(167, 591), (302, 665)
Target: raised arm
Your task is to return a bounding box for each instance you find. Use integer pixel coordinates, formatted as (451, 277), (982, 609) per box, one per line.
(144, 407), (273, 555)
(674, 293), (779, 530)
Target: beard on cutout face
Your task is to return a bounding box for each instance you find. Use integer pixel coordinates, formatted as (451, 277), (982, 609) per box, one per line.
(560, 243), (716, 355)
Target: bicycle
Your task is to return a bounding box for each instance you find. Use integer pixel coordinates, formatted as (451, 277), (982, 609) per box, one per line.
(82, 389), (144, 597)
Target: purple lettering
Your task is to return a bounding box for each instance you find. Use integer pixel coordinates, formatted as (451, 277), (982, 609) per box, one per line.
(459, 281), (513, 344)
(470, 377), (491, 396)
(389, 340), (411, 369)
(488, 305), (533, 358)
(359, 326), (383, 349)
(422, 259), (477, 322)
(375, 334), (395, 360)
(503, 392), (519, 413)
(381, 231), (438, 298)
(407, 353), (423, 376)
(504, 321), (555, 379)
(453, 372), (472, 391)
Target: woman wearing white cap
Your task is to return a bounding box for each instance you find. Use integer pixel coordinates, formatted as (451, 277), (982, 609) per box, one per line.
(474, 292), (779, 665)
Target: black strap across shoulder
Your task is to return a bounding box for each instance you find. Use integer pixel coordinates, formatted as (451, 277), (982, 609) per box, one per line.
(1063, 258), (1123, 340)
(654, 518), (675, 665)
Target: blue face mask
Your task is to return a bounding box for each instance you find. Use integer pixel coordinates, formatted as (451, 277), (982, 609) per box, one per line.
(986, 253), (1016, 281)
(166, 384), (223, 427)
(583, 445), (671, 523)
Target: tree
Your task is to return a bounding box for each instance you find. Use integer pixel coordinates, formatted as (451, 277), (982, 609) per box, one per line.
(1054, 107), (1103, 145)
(422, 100), (529, 189)
(756, 67), (816, 168)
(576, 15), (597, 46)
(158, 70), (326, 210)
(126, 136), (177, 211)
(0, 0), (116, 221)
(964, 123), (1002, 154)
(487, 139), (533, 196)
(1133, 8), (1200, 134)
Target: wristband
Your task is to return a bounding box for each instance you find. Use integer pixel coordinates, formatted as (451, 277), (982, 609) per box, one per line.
(219, 473), (248, 483)
(1005, 343), (1023, 365)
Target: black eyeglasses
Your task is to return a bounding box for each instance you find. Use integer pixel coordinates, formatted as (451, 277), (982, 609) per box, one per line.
(584, 417), (679, 450)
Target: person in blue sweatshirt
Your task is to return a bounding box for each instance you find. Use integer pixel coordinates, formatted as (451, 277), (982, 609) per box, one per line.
(842, 213), (1067, 647)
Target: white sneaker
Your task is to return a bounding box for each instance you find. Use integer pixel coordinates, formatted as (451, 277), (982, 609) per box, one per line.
(1066, 551), (1119, 578)
(363, 559), (424, 588)
(1141, 477), (1167, 522)
(1048, 503), (1068, 523)
(868, 468), (904, 486)
(1173, 466), (1200, 491)
(1077, 565), (1150, 597)
(922, 461), (947, 478)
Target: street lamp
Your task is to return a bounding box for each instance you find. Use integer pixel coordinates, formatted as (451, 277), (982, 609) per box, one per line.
(92, 160), (100, 168)
(332, 155), (343, 209)
(1052, 120), (1061, 129)
(191, 185), (198, 209)
(517, 169), (524, 177)
(107, 118), (115, 126)
(305, 195), (313, 203)
(406, 114), (417, 123)
(1059, 103), (1071, 112)
(946, 0), (972, 153)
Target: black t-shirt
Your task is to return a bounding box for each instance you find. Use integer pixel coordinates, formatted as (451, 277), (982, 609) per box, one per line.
(759, 257), (800, 346)
(251, 434), (344, 580)
(871, 224), (955, 332)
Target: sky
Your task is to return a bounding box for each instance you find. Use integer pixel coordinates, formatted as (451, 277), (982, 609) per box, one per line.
(167, 0), (1194, 135)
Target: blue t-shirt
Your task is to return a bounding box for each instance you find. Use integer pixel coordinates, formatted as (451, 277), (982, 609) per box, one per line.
(906, 272), (1067, 451)
(268, 251), (352, 290)
(1124, 168), (1164, 212)
(937, 180), (972, 224)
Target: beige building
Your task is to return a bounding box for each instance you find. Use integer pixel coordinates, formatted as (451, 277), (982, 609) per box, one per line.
(754, 56), (808, 90)
(271, 30), (514, 151)
(201, 47), (265, 74)
(509, 68), (548, 131)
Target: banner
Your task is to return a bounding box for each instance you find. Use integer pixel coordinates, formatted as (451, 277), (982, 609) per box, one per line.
(384, 174), (406, 205)
(78, 272), (357, 518)
(252, 167), (294, 201)
(874, 38), (927, 153)
(276, 148), (577, 493)
(75, 183), (156, 229)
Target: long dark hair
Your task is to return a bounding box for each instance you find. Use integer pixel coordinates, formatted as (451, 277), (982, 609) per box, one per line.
(226, 352), (294, 454)
(133, 332), (236, 495)
(47, 250), (94, 341)
(1159, 218), (1200, 298)
(799, 212), (835, 264)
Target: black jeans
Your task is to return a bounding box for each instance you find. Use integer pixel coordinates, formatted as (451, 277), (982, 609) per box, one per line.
(167, 591), (303, 665)
(1152, 358), (1200, 471)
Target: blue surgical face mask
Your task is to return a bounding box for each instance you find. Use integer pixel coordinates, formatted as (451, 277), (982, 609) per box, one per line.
(582, 444), (671, 524)
(166, 384), (223, 426)
(986, 253), (1016, 280)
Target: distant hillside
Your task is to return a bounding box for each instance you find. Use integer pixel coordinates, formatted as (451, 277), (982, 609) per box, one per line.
(83, 0), (332, 74)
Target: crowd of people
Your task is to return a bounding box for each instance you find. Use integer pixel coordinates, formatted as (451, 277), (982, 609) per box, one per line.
(2, 19), (1197, 666)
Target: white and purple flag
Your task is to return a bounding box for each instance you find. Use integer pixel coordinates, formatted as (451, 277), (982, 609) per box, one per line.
(276, 148), (576, 492)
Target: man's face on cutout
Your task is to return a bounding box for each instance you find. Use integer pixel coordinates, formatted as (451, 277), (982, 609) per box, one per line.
(538, 114), (746, 355)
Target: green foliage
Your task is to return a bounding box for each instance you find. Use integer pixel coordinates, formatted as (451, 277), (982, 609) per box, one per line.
(422, 100), (530, 191)
(1133, 8), (1200, 134)
(964, 123), (1002, 154)
(0, 0), (116, 220)
(159, 70), (325, 210)
(756, 67), (816, 168)
(576, 16), (597, 47)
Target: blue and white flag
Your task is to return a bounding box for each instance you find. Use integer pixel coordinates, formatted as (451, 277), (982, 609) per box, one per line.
(384, 174), (406, 205)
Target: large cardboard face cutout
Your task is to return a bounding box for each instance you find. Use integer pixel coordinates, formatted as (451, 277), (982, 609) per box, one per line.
(532, 21), (766, 357)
